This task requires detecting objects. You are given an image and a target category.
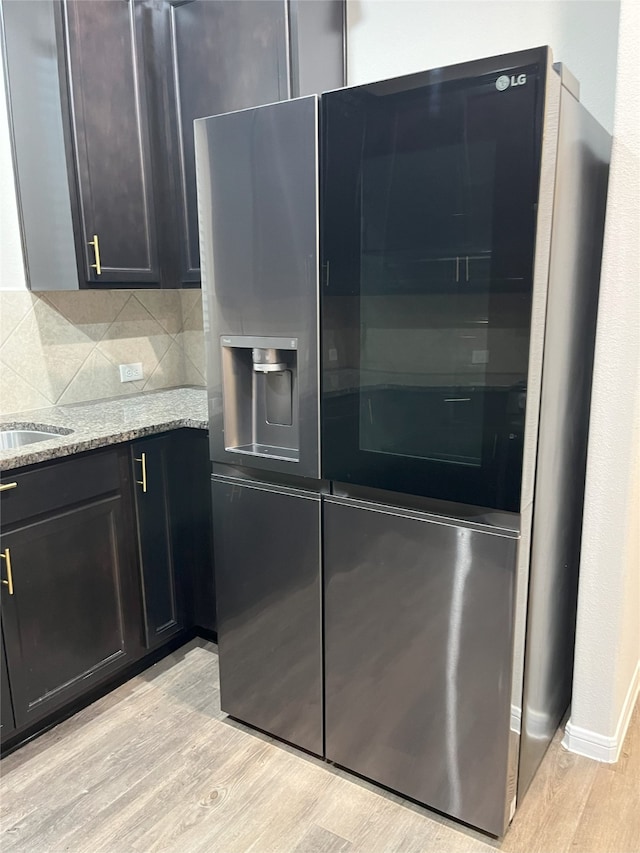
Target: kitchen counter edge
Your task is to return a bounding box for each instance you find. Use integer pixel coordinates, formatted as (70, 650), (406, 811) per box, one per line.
(0, 387), (208, 473)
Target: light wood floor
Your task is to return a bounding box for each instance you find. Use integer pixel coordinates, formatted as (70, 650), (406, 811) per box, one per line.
(1, 640), (638, 853)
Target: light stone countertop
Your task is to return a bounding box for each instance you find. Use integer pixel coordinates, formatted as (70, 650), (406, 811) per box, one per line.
(0, 387), (208, 472)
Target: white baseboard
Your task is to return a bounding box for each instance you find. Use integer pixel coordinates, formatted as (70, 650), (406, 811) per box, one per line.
(562, 660), (640, 762)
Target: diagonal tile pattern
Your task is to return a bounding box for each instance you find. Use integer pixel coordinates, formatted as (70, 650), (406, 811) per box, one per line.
(145, 341), (188, 392)
(0, 360), (52, 413)
(0, 291), (35, 342)
(181, 294), (206, 385)
(0, 289), (207, 416)
(43, 290), (131, 341)
(97, 295), (174, 377)
(134, 290), (183, 337)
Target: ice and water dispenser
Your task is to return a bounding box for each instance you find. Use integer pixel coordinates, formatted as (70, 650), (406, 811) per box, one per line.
(220, 335), (300, 463)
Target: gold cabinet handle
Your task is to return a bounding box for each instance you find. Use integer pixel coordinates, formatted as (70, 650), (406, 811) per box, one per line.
(1, 548), (14, 595)
(135, 453), (147, 493)
(0, 482), (18, 492)
(88, 233), (102, 275)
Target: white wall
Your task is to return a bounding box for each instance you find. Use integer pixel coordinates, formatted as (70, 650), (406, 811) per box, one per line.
(348, 0), (640, 758)
(348, 0), (620, 132)
(0, 42), (26, 291)
(565, 0), (640, 758)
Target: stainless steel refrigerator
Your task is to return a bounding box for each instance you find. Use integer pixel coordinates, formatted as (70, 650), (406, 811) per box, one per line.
(195, 46), (611, 836)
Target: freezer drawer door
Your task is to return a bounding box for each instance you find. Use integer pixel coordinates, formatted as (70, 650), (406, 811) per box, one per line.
(324, 495), (518, 836)
(212, 476), (322, 756)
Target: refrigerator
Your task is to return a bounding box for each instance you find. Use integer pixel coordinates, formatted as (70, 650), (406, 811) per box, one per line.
(195, 46), (611, 836)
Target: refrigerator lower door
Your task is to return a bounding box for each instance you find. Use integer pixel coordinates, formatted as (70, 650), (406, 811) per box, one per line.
(212, 475), (323, 756)
(324, 494), (518, 836)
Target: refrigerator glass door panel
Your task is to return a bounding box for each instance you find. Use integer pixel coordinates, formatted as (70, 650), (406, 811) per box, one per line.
(212, 476), (323, 756)
(324, 495), (518, 836)
(322, 58), (546, 510)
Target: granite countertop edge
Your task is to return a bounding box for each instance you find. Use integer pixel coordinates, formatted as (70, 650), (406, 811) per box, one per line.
(0, 387), (209, 473)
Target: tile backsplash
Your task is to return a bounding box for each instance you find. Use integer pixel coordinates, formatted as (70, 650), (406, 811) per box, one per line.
(0, 289), (205, 415)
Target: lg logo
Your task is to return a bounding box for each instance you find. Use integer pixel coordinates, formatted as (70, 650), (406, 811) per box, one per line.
(495, 73), (527, 91)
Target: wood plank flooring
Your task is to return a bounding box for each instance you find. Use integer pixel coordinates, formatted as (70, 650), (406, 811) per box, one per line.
(1, 640), (638, 853)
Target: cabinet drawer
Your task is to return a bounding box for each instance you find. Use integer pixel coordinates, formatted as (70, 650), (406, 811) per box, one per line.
(1, 449), (122, 526)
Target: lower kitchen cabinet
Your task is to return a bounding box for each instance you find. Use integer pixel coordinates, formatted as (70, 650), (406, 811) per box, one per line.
(0, 449), (142, 730)
(170, 431), (216, 634)
(0, 629), (15, 736)
(131, 430), (216, 647)
(212, 476), (322, 756)
(131, 435), (184, 648)
(0, 428), (215, 751)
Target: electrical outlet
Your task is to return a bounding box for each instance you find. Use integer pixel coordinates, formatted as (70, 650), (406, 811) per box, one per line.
(119, 362), (143, 383)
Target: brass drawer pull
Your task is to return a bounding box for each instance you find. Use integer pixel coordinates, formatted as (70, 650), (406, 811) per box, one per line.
(0, 482), (18, 492)
(135, 452), (147, 493)
(88, 233), (102, 275)
(1, 548), (14, 595)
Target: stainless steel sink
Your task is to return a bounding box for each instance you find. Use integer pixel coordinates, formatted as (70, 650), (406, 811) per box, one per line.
(0, 427), (73, 450)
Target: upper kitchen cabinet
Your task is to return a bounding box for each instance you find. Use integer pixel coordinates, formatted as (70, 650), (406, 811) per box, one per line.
(0, 0), (80, 291)
(154, 0), (345, 285)
(60, 0), (160, 287)
(1, 0), (345, 291)
(160, 0), (288, 284)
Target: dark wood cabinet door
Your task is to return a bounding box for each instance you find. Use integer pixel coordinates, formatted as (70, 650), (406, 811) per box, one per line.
(131, 436), (183, 648)
(0, 629), (15, 738)
(61, 0), (159, 285)
(170, 430), (215, 633)
(166, 0), (288, 284)
(1, 496), (137, 729)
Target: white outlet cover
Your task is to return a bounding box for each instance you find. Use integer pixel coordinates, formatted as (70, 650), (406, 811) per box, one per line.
(119, 362), (143, 382)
